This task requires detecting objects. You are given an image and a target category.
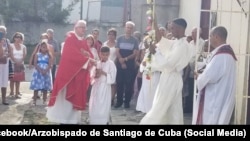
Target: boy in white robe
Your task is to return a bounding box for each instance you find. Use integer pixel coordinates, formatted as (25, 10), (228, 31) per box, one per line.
(89, 46), (117, 124)
(139, 18), (193, 124)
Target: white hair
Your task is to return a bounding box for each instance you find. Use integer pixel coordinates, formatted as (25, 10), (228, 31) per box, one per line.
(0, 25), (7, 33)
(46, 28), (54, 33)
(125, 21), (135, 27)
(75, 20), (87, 28)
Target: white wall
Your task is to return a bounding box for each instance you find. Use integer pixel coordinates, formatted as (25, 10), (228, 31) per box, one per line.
(179, 0), (202, 35)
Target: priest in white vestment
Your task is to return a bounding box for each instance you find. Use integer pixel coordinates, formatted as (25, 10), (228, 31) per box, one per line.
(139, 18), (193, 124)
(193, 26), (237, 125)
(89, 46), (117, 124)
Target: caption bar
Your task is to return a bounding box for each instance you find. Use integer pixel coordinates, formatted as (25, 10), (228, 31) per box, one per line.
(0, 128), (247, 138)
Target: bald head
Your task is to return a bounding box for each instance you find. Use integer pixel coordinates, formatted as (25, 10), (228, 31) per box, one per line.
(211, 26), (227, 41)
(209, 26), (228, 48)
(191, 27), (202, 41)
(192, 27), (202, 35)
(74, 20), (87, 37)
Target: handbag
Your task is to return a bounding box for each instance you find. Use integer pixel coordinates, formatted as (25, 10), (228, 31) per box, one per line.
(11, 64), (25, 81)
(12, 71), (25, 82)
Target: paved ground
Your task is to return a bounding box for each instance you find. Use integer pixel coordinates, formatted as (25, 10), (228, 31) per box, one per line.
(0, 82), (192, 125)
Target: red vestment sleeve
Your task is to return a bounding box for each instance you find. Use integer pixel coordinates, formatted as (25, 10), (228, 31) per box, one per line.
(48, 32), (93, 110)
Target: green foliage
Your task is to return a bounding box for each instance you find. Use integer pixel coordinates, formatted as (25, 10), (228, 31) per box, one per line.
(0, 0), (78, 24)
(47, 3), (70, 24)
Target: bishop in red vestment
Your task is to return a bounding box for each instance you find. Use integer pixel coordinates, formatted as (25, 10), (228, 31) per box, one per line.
(46, 20), (94, 124)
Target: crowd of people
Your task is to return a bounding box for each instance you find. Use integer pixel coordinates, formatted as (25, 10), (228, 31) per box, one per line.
(0, 14), (237, 125)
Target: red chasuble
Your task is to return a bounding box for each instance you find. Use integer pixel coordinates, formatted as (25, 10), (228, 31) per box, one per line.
(48, 31), (93, 110)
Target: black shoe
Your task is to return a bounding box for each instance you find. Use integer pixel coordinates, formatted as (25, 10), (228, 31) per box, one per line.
(114, 103), (122, 108)
(2, 102), (9, 105)
(124, 103), (130, 109)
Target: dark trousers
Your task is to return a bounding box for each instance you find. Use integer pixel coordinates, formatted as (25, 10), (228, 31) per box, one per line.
(87, 85), (92, 102)
(184, 77), (194, 113)
(116, 68), (135, 106)
(51, 64), (57, 85)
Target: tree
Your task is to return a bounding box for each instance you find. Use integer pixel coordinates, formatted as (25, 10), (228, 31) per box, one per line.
(0, 0), (79, 24)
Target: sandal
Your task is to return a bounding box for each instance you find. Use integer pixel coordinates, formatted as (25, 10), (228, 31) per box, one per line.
(9, 92), (14, 97)
(31, 100), (36, 106)
(15, 95), (21, 99)
(17, 92), (22, 96)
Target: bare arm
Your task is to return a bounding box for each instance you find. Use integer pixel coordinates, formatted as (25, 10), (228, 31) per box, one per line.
(34, 54), (41, 73)
(22, 46), (27, 63)
(116, 48), (125, 64)
(9, 47), (15, 63)
(29, 44), (39, 66)
(47, 54), (53, 71)
(126, 49), (137, 61)
(116, 48), (122, 60)
(0, 45), (3, 57)
(135, 50), (142, 66)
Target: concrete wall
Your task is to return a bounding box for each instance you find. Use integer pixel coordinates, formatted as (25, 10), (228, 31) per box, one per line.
(131, 0), (180, 33)
(4, 22), (125, 45)
(179, 0), (202, 35)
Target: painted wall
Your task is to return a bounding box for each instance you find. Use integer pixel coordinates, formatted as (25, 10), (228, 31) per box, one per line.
(179, 0), (202, 36)
(131, 0), (180, 33)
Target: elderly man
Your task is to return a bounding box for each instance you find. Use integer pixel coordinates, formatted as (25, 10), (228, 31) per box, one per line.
(183, 27), (205, 114)
(193, 26), (237, 124)
(46, 29), (59, 85)
(115, 21), (139, 109)
(47, 20), (95, 124)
